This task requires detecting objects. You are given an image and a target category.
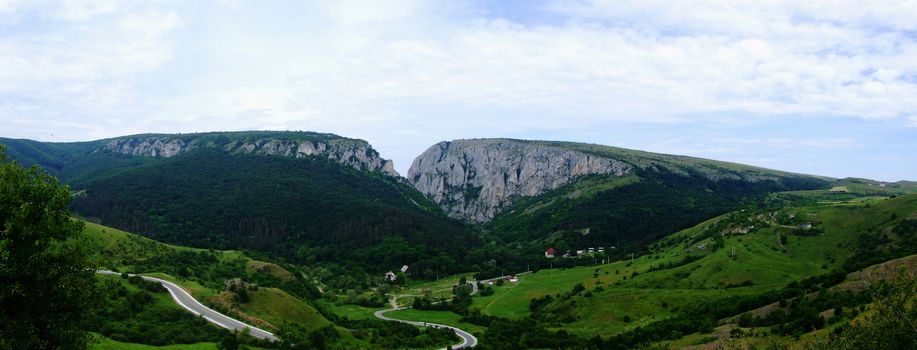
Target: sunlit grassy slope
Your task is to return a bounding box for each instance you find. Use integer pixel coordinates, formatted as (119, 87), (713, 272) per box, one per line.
(91, 275), (228, 350)
(314, 299), (379, 320)
(404, 193), (917, 339)
(83, 220), (286, 279)
(657, 253), (917, 349)
(91, 339), (220, 350)
(207, 286), (333, 334)
(386, 309), (488, 334)
(82, 220), (337, 337)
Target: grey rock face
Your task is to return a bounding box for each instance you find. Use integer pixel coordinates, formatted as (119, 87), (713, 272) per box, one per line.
(100, 135), (399, 177)
(407, 139), (632, 223)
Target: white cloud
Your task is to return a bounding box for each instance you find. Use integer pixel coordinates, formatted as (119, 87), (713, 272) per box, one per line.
(1, 0), (916, 178)
(0, 0), (21, 13)
(549, 0), (917, 32)
(907, 115), (917, 127)
(319, 0), (423, 26)
(54, 0), (118, 22)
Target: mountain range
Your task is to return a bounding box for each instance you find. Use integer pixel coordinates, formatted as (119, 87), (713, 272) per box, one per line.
(2, 131), (914, 275)
(2, 130), (916, 349)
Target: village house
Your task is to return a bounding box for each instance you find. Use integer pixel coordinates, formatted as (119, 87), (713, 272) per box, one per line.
(545, 247), (556, 258)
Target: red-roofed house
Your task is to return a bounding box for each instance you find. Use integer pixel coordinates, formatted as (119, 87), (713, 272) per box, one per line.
(545, 247), (556, 258)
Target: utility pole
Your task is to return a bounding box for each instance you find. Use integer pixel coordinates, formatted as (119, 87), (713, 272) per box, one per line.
(630, 253), (634, 263)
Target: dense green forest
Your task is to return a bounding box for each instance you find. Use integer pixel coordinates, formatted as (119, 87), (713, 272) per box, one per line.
(489, 168), (813, 247)
(70, 149), (482, 275)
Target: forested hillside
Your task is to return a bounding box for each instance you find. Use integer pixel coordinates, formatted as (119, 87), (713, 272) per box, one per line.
(488, 167), (813, 251)
(0, 132), (483, 277)
(71, 149), (479, 274)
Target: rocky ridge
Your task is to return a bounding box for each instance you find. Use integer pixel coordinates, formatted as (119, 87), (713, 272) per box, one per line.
(99, 133), (399, 177)
(408, 139), (632, 223)
(407, 138), (822, 223)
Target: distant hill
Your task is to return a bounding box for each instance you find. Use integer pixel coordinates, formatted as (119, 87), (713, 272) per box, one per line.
(1, 131), (481, 275)
(1, 130), (397, 185)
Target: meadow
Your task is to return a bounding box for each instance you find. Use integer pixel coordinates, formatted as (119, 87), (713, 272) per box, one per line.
(398, 193), (917, 342)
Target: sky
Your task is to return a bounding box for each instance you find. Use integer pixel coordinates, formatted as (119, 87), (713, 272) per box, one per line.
(1, 0), (916, 181)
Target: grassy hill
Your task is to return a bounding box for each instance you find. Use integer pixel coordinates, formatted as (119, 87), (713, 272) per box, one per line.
(92, 339), (223, 350)
(90, 273), (232, 348)
(84, 221), (305, 294)
(84, 220), (465, 350)
(397, 193), (917, 348)
(83, 220), (335, 333)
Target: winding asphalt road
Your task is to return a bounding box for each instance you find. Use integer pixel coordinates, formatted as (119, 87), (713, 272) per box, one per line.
(96, 270), (278, 342)
(369, 272), (530, 349)
(374, 306), (477, 349)
(96, 270), (533, 347)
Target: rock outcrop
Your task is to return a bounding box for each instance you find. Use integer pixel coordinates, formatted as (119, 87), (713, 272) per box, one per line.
(408, 139), (632, 223)
(98, 133), (399, 177)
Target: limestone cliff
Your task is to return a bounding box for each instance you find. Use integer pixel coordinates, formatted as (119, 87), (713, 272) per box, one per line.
(407, 139), (632, 222)
(407, 138), (818, 223)
(98, 132), (399, 177)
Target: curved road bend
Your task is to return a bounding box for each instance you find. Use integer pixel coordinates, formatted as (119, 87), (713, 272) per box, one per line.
(370, 271), (533, 349)
(374, 306), (477, 349)
(96, 270), (278, 342)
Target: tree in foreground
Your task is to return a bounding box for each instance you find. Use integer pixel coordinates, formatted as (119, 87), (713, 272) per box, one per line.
(0, 145), (98, 349)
